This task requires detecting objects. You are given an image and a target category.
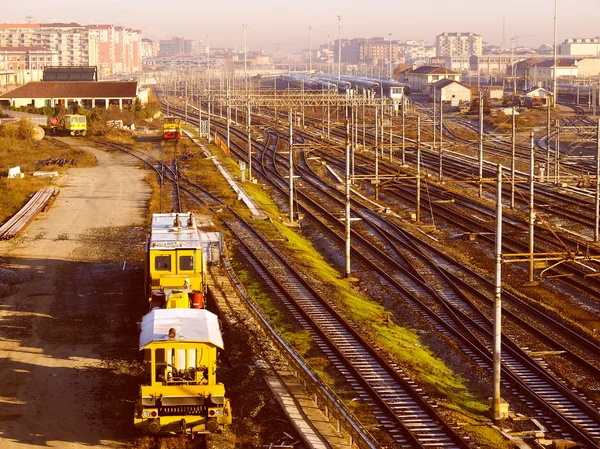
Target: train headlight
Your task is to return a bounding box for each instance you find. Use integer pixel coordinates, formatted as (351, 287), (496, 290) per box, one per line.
(143, 411), (150, 418)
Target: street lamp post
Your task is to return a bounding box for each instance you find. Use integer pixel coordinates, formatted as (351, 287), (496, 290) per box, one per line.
(388, 33), (392, 80)
(337, 15), (342, 81)
(242, 24), (248, 90)
(309, 26), (312, 74)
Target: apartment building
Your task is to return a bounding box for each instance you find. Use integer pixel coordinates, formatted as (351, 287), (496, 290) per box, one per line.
(0, 46), (58, 70)
(0, 23), (141, 76)
(436, 32), (483, 57)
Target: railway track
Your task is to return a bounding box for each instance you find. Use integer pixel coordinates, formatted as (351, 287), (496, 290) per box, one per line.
(164, 101), (600, 446)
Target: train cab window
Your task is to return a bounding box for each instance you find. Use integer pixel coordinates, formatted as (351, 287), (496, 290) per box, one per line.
(154, 348), (167, 383)
(179, 255), (194, 271)
(155, 255), (172, 271)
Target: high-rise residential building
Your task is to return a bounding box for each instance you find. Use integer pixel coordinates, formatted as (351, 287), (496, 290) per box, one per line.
(559, 38), (600, 56)
(436, 32), (483, 57)
(0, 22), (142, 76)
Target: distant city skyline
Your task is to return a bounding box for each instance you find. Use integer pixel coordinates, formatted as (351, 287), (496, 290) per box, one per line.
(3, 0), (599, 52)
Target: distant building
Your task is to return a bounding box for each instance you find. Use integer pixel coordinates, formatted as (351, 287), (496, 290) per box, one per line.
(471, 54), (533, 76)
(559, 38), (600, 56)
(444, 56), (471, 73)
(159, 37), (194, 56)
(401, 40), (436, 64)
(405, 66), (460, 92)
(436, 32), (483, 57)
(141, 38), (159, 58)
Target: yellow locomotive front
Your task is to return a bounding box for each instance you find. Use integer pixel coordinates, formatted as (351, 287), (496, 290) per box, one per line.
(135, 308), (232, 435)
(163, 116), (182, 139)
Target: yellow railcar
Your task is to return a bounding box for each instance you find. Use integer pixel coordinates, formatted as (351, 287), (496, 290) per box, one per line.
(163, 116), (182, 139)
(147, 213), (207, 310)
(46, 114), (87, 136)
(134, 308), (232, 435)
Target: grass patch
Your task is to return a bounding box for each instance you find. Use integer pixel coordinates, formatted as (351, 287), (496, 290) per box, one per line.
(0, 135), (96, 224)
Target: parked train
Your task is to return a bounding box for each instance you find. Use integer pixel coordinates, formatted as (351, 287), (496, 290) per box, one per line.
(135, 212), (231, 436)
(163, 116), (182, 139)
(46, 114), (87, 136)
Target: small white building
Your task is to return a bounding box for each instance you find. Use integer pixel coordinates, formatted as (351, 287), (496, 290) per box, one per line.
(405, 66), (460, 92)
(482, 85), (504, 100)
(523, 86), (552, 107)
(430, 79), (472, 102)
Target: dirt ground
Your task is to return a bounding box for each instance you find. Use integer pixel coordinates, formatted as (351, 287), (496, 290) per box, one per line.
(0, 142), (150, 448)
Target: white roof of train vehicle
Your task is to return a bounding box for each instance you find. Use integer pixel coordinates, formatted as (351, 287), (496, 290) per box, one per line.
(139, 308), (224, 349)
(149, 213), (217, 250)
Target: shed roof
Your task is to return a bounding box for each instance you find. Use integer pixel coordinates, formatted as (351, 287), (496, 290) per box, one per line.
(409, 66), (459, 75)
(139, 308), (224, 350)
(0, 81), (137, 99)
(535, 59), (579, 68)
(430, 78), (469, 89)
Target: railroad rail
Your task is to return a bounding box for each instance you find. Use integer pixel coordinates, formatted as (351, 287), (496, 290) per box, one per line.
(0, 188), (56, 240)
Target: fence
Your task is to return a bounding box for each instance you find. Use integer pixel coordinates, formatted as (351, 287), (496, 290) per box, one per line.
(1, 110), (47, 126)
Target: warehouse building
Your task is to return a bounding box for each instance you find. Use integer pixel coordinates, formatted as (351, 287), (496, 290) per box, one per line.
(0, 81), (146, 108)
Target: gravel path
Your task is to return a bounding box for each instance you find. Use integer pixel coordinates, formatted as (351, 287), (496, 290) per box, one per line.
(0, 142), (150, 448)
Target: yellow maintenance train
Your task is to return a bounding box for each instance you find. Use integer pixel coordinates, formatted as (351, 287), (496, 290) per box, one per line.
(135, 212), (231, 436)
(47, 114), (87, 136)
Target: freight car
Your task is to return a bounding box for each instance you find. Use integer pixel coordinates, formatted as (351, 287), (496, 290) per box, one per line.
(146, 213), (221, 311)
(46, 114), (87, 136)
(163, 116), (182, 139)
(134, 307), (232, 435)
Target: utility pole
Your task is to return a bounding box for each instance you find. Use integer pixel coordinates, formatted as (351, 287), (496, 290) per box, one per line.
(552, 0), (558, 107)
(247, 98), (252, 181)
(547, 97), (552, 180)
(433, 87), (437, 149)
(511, 105), (516, 208)
(555, 119), (560, 183)
(528, 132), (536, 284)
(402, 96), (406, 165)
(337, 15), (342, 81)
(492, 163), (503, 421)
(345, 118), (351, 277)
(226, 80), (230, 153)
(416, 115), (421, 223)
(289, 109), (294, 223)
(375, 105), (379, 200)
(596, 119), (600, 241)
(184, 80), (188, 124)
(479, 92), (484, 198)
(439, 89), (443, 181)
(206, 34), (211, 143)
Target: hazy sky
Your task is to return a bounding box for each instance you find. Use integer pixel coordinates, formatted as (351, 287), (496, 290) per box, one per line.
(4, 0), (599, 52)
